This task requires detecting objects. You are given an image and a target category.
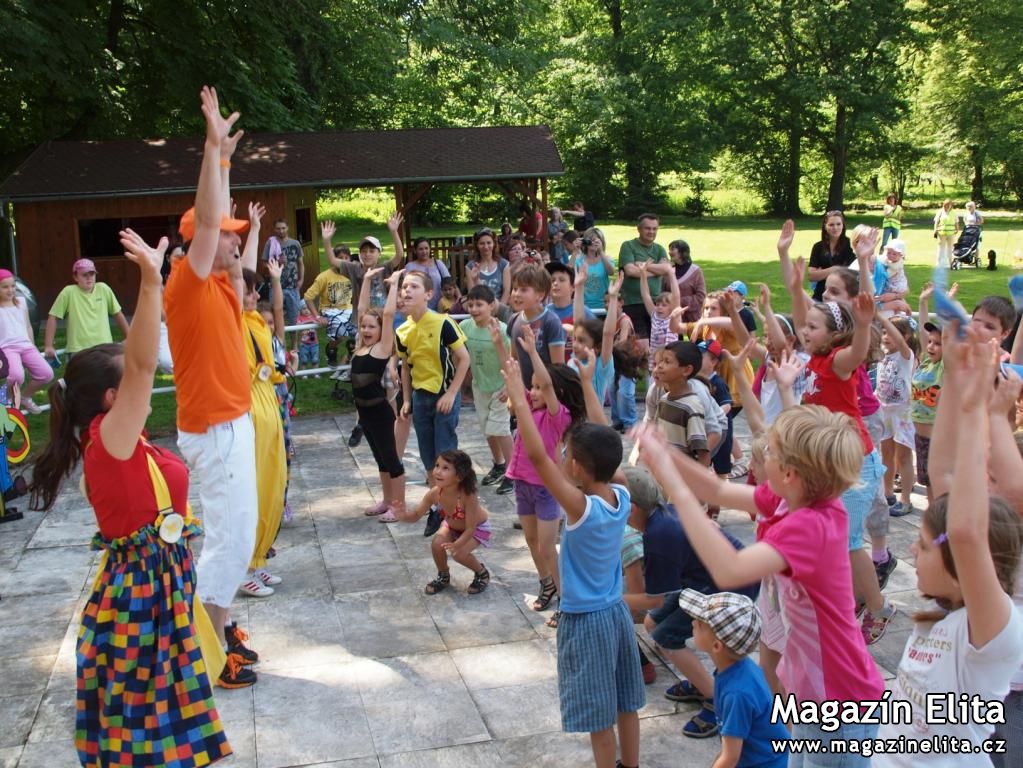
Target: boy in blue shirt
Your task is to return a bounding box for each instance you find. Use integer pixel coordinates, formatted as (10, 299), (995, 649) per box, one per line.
(503, 357), (644, 768)
(678, 590), (790, 767)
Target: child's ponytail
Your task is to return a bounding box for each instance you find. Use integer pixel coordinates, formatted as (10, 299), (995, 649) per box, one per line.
(548, 364), (586, 429)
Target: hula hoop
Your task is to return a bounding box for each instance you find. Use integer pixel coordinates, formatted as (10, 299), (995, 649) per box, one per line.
(6, 407), (30, 464)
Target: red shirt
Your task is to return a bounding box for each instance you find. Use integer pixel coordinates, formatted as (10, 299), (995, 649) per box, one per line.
(801, 348), (873, 454)
(83, 414), (190, 539)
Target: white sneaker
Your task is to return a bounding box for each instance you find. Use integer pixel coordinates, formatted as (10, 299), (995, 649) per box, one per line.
(255, 568), (282, 586)
(238, 578), (274, 598)
(21, 398), (41, 415)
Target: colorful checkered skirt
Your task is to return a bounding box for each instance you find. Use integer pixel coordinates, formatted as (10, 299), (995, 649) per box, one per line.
(76, 521), (231, 768)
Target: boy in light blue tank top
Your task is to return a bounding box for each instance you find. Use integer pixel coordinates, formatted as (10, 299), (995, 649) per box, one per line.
(503, 358), (645, 768)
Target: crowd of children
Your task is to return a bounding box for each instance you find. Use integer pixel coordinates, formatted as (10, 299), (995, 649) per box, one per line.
(23, 106), (1023, 768)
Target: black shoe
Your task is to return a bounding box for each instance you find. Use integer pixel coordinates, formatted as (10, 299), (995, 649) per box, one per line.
(423, 505), (442, 537)
(218, 652), (258, 689)
(874, 551), (898, 591)
(348, 424), (363, 448)
(512, 520), (523, 530)
(481, 464), (506, 486)
(225, 622), (258, 665)
(496, 477), (514, 495)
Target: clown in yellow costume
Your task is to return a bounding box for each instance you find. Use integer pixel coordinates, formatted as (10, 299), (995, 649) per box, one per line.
(239, 258), (288, 595)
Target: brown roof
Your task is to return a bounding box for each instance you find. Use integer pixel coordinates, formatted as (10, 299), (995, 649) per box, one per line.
(0, 126), (564, 202)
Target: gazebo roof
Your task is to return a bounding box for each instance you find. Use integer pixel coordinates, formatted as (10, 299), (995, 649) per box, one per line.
(0, 125), (565, 202)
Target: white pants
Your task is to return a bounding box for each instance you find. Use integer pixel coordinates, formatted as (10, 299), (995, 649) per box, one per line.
(936, 234), (955, 268)
(178, 413), (258, 608)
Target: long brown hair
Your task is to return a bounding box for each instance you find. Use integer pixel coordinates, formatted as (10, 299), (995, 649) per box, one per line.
(30, 344), (124, 511)
(914, 494), (1023, 623)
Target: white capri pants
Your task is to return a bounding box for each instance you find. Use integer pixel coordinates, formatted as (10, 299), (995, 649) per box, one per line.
(178, 413), (258, 608)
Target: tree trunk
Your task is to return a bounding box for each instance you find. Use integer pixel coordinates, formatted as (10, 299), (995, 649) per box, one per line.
(826, 103), (848, 212)
(783, 124), (802, 216)
(970, 145), (984, 204)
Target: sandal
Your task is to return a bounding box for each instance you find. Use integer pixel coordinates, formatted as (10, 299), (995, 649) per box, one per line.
(378, 509), (398, 523)
(727, 461), (749, 480)
(467, 565), (490, 594)
(544, 610), (561, 629)
(682, 702), (719, 739)
(532, 576), (558, 611)
(424, 570), (450, 595)
(664, 680), (704, 703)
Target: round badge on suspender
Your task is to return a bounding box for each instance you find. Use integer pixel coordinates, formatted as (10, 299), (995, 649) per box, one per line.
(257, 363), (273, 382)
(159, 513), (184, 544)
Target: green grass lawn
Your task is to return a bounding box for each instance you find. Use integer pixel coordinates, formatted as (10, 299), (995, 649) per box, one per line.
(24, 211), (1023, 452)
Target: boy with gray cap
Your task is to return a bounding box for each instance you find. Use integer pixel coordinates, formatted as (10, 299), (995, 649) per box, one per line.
(679, 589), (790, 767)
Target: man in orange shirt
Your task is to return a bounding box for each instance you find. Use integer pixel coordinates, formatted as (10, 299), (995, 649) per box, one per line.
(165, 86), (258, 688)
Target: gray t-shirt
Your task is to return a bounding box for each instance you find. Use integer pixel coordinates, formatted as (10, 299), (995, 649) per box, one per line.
(645, 378), (725, 451)
(262, 237), (303, 290)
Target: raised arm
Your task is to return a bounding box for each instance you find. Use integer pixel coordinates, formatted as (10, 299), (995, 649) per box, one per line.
(98, 231), (168, 459)
(376, 269), (403, 355)
(266, 258), (285, 342)
(786, 256), (811, 334)
(600, 274), (623, 364)
(776, 219), (795, 293)
(502, 358), (587, 521)
(357, 267), (384, 325)
(723, 289), (752, 349)
(573, 262), (589, 324)
(832, 293), (875, 380)
(517, 323), (559, 415)
(918, 282), (933, 330)
(722, 339), (766, 436)
(189, 87), (242, 281)
(876, 313), (911, 360)
(928, 322), (965, 496)
(854, 228), (880, 298)
(986, 369), (1023, 510)
(637, 262), (657, 315)
(770, 348), (805, 413)
(240, 201), (265, 274)
(321, 220), (343, 270)
(383, 213), (405, 270)
(948, 335), (1013, 648)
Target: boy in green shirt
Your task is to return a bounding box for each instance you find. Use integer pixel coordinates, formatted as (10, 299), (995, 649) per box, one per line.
(44, 259), (130, 360)
(459, 284), (514, 495)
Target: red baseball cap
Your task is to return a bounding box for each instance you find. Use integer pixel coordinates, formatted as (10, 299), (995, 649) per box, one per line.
(178, 207), (250, 241)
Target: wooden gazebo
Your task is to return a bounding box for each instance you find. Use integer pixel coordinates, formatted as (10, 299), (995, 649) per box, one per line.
(0, 126), (565, 311)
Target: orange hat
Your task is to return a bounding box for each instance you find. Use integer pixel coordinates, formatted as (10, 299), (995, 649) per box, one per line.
(178, 207), (251, 241)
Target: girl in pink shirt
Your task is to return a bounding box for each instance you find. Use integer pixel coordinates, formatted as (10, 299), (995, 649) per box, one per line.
(637, 406), (886, 764)
(0, 269), (53, 412)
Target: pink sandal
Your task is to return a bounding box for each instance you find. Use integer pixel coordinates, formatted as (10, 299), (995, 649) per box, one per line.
(378, 509), (399, 523)
(364, 500), (389, 516)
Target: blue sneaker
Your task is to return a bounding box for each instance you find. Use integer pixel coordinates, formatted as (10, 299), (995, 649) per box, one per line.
(682, 701), (719, 739)
(889, 502), (913, 518)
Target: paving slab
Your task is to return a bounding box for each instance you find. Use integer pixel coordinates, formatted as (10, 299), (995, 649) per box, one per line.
(4, 407), (933, 767)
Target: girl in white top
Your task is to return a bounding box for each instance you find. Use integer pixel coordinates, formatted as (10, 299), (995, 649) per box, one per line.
(875, 331), (1023, 767)
(0, 268), (53, 413)
(876, 314), (918, 516)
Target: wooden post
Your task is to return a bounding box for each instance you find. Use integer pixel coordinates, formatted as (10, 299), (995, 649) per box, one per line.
(540, 177), (549, 250)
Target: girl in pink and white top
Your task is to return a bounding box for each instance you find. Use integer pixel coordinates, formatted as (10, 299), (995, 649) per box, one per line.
(637, 406), (885, 764)
(875, 331), (1023, 767)
(0, 269), (53, 413)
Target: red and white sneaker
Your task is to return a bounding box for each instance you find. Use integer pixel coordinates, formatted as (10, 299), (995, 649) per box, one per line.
(255, 568), (282, 586)
(238, 577), (274, 598)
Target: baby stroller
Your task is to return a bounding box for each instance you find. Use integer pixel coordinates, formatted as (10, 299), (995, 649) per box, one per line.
(951, 225), (982, 270)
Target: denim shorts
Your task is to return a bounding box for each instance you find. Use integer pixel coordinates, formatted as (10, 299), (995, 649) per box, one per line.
(646, 590), (694, 650)
(841, 449), (883, 550)
(788, 721), (877, 767)
(514, 480), (562, 522)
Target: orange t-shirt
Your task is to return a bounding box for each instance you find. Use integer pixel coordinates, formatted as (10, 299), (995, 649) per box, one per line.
(165, 258), (250, 433)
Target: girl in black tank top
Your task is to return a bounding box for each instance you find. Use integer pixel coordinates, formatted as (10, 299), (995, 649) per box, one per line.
(353, 267), (406, 520)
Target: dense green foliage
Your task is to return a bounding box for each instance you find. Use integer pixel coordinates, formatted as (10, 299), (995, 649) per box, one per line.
(3, 0), (1021, 216)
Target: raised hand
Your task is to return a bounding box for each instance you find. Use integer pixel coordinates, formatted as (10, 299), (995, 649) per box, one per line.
(501, 358), (527, 405)
(948, 282), (960, 299)
(365, 267), (386, 281)
(120, 229), (168, 284)
(788, 256), (806, 294)
(758, 283), (772, 308)
(267, 258), (283, 281)
(248, 201), (266, 229)
(384, 268), (404, 286)
(517, 322), (536, 351)
(919, 281), (934, 302)
(575, 346), (596, 382)
(575, 261), (589, 289)
(487, 318), (505, 347)
(200, 86), (242, 152)
(608, 272), (624, 297)
(770, 348), (805, 391)
(387, 212), (404, 233)
(723, 336), (756, 370)
(959, 332), (1000, 412)
(777, 219), (795, 254)
(990, 365), (1023, 414)
(321, 220), (336, 239)
(853, 227), (879, 259)
(851, 292), (876, 326)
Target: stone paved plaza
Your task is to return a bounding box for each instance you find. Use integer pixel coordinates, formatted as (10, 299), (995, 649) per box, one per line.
(0, 408), (929, 767)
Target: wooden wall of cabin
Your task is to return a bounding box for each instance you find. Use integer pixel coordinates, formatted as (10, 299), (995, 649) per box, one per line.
(11, 187), (317, 317)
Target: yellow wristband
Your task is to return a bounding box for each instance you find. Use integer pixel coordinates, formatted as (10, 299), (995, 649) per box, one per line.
(219, 158), (231, 169)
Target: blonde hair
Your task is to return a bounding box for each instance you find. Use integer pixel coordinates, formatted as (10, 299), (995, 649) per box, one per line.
(848, 223), (872, 251)
(749, 433), (768, 467)
(770, 405), (864, 504)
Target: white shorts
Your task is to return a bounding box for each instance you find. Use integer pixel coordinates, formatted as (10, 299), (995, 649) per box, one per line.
(473, 386), (511, 438)
(178, 413), (258, 608)
(880, 403), (915, 450)
(758, 579), (787, 653)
